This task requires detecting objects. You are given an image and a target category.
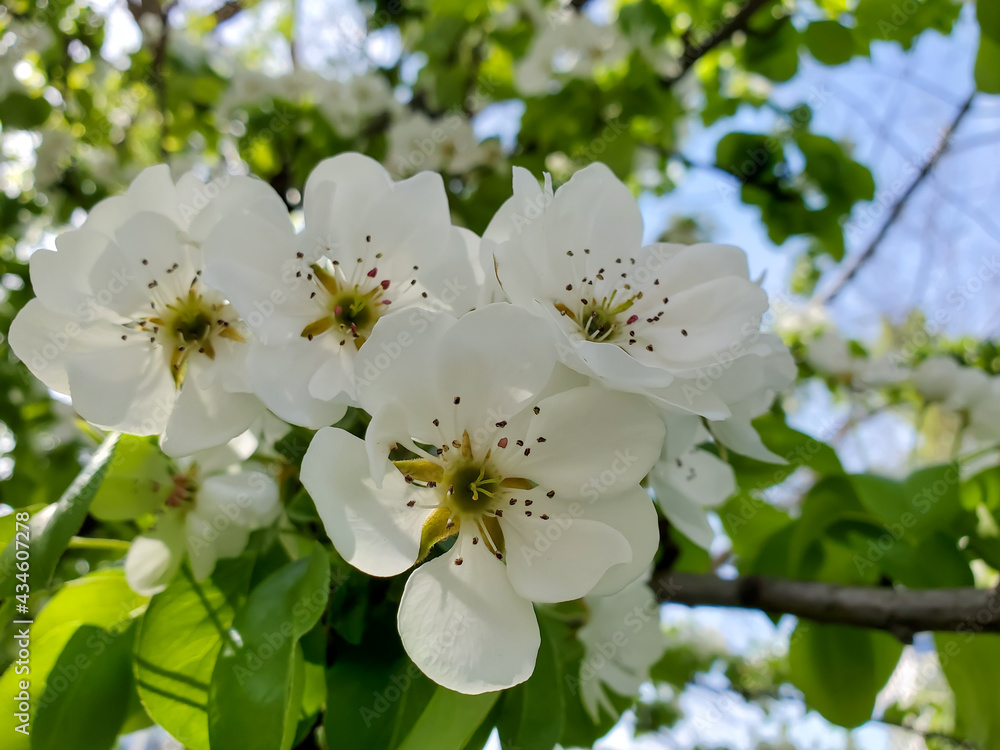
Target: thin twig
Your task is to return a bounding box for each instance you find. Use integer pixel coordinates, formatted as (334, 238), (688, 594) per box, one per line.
(817, 92), (976, 305)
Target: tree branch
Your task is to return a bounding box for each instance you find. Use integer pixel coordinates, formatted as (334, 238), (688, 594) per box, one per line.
(660, 0), (773, 87)
(817, 91), (976, 305)
(652, 571), (1000, 637)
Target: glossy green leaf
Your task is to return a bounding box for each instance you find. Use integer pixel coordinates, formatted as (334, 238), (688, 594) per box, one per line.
(89, 435), (174, 521)
(397, 687), (500, 750)
(324, 653), (435, 750)
(0, 570), (145, 750)
(498, 617), (563, 750)
(32, 623), (135, 750)
(976, 0), (1000, 93)
(804, 21), (856, 65)
(789, 623), (902, 727)
(850, 464), (961, 541)
(0, 92), (54, 129)
(208, 545), (330, 750)
(936, 633), (1000, 747)
(0, 434), (120, 598)
(134, 557), (254, 750)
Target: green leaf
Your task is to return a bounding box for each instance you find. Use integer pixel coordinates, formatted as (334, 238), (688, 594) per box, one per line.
(743, 18), (800, 82)
(976, 0), (1000, 93)
(498, 617), (563, 750)
(850, 464), (961, 541)
(0, 571), (145, 749)
(32, 624), (135, 750)
(789, 623), (902, 727)
(208, 545), (330, 750)
(728, 413), (843, 491)
(0, 92), (54, 129)
(89, 435), (174, 521)
(877, 532), (973, 588)
(324, 653), (435, 750)
(134, 557), (254, 750)
(855, 0), (961, 50)
(397, 687), (500, 750)
(936, 633), (1000, 747)
(804, 21), (856, 65)
(0, 434), (120, 598)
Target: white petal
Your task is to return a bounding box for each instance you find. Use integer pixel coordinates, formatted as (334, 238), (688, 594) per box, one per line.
(196, 466), (281, 529)
(124, 511), (186, 596)
(639, 277), (769, 368)
(354, 308), (456, 428)
(579, 486), (660, 597)
(301, 427), (429, 577)
(651, 448), (735, 509)
(708, 416), (787, 464)
(398, 535), (540, 694)
(433, 304), (558, 434)
(187, 509), (251, 569)
(303, 153), (394, 246)
(651, 484), (715, 549)
(184, 511), (228, 581)
(8, 299), (75, 393)
(307, 346), (356, 403)
(85, 165), (181, 236)
(549, 163), (643, 268)
(64, 343), (176, 435)
(114, 211), (198, 301)
(202, 212), (312, 344)
(503, 506), (631, 603)
(513, 386), (664, 497)
(160, 381), (265, 457)
(182, 174), (290, 243)
(247, 341), (349, 429)
(30, 230), (114, 317)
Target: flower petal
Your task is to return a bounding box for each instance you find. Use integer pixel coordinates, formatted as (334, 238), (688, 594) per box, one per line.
(514, 385), (664, 497)
(301, 427), (429, 577)
(196, 466), (281, 529)
(124, 511), (186, 596)
(503, 508), (631, 603)
(246, 341), (349, 429)
(64, 342), (176, 435)
(577, 485), (660, 597)
(398, 535), (540, 693)
(160, 381), (265, 458)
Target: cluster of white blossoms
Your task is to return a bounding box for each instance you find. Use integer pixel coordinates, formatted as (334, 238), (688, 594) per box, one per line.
(912, 356), (1000, 443)
(10, 154), (792, 693)
(218, 66), (401, 140)
(513, 2), (676, 95)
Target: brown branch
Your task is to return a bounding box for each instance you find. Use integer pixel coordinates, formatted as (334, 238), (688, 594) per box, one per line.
(660, 0), (773, 87)
(652, 571), (1000, 637)
(214, 0), (244, 24)
(818, 91), (976, 305)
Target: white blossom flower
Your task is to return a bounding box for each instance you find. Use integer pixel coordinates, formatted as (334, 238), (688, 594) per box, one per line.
(9, 166), (280, 456)
(804, 328), (855, 377)
(32, 129), (75, 189)
(649, 427), (735, 547)
(486, 163), (791, 428)
(386, 112), (494, 177)
(912, 356), (989, 411)
(300, 305), (665, 693)
(516, 12), (629, 95)
(203, 153), (482, 427)
(316, 74), (398, 137)
(577, 575), (666, 721)
(125, 434), (280, 595)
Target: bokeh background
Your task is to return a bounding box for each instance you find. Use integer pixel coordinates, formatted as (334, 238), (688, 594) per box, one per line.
(1, 0), (998, 748)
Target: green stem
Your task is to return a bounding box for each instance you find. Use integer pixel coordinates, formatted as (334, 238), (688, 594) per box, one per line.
(68, 537), (132, 552)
